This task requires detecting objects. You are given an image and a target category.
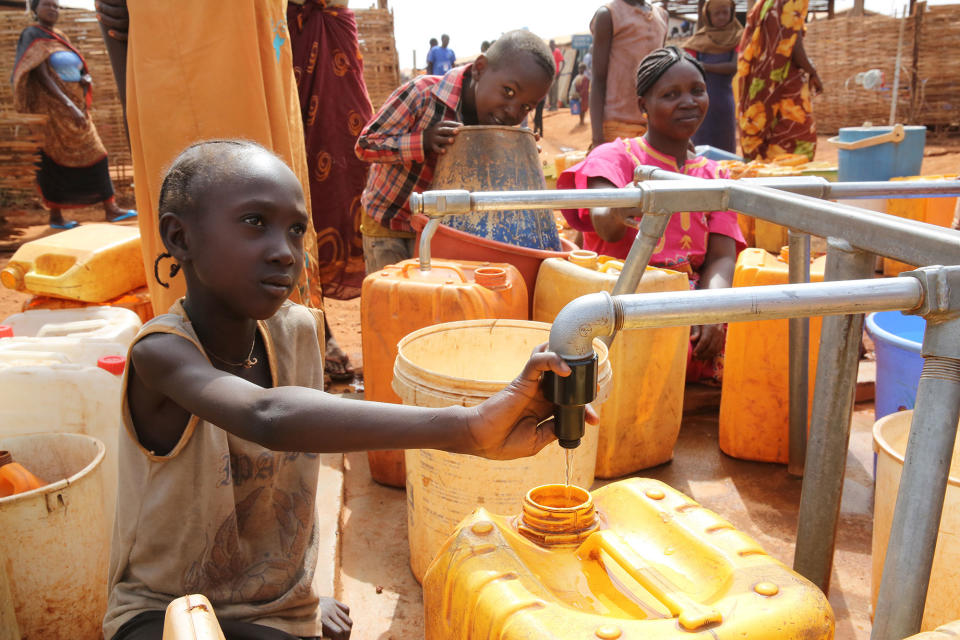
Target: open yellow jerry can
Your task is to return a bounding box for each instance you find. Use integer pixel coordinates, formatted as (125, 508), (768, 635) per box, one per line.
(423, 477), (834, 639)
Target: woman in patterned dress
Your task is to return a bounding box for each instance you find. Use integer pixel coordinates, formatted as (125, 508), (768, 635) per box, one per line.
(734, 0), (823, 161)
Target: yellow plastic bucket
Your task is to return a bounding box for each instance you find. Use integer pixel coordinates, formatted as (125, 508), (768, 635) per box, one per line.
(393, 319), (611, 582)
(0, 433), (108, 639)
(873, 410), (960, 631)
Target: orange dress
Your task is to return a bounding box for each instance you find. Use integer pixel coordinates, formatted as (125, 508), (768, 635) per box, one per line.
(125, 0), (321, 315)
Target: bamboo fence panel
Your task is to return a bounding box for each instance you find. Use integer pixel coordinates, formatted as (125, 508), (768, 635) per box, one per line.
(355, 8), (401, 110)
(804, 4), (960, 133)
(915, 4), (960, 128)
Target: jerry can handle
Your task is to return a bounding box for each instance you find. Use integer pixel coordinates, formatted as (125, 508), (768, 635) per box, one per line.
(579, 530), (723, 631)
(827, 123), (905, 150)
(36, 319), (109, 337)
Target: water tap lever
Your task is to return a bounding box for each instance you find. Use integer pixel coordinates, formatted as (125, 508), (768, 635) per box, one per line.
(542, 354), (598, 449)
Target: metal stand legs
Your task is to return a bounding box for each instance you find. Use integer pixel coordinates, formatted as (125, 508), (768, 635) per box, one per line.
(788, 231), (813, 477)
(872, 268), (960, 640)
(794, 239), (876, 591)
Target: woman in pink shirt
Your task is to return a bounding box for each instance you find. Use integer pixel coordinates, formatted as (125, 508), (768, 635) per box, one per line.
(558, 46), (745, 382)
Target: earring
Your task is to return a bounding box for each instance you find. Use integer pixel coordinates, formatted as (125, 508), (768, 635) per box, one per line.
(153, 252), (181, 289)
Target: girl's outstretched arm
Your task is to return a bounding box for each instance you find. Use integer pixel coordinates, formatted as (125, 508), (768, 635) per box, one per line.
(130, 334), (595, 459)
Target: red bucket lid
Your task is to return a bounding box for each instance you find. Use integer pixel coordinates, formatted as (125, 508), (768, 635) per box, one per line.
(0, 325), (12, 338)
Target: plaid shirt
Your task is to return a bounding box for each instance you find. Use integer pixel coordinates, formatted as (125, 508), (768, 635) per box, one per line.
(355, 65), (469, 233)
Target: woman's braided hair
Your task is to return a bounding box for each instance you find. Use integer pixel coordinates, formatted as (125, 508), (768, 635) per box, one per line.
(635, 45), (705, 98)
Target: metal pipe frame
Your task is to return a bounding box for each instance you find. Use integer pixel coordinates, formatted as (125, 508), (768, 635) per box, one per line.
(547, 275), (923, 360)
(871, 267), (960, 640)
(794, 240), (877, 591)
(411, 177), (960, 635)
(409, 176), (960, 220)
(788, 231), (812, 477)
(633, 165), (960, 200)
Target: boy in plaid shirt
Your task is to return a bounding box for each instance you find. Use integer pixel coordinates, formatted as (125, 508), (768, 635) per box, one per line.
(355, 30), (555, 273)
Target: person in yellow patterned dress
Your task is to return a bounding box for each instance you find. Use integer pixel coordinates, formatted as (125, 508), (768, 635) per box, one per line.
(733, 0), (824, 161)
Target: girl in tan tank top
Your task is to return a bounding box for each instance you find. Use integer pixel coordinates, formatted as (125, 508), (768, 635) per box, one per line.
(589, 0), (669, 149)
(105, 139), (597, 639)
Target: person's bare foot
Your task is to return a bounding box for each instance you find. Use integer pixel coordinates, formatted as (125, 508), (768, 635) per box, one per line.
(324, 328), (355, 382)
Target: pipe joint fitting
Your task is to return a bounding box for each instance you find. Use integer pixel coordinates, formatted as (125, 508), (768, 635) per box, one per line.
(409, 189), (472, 217)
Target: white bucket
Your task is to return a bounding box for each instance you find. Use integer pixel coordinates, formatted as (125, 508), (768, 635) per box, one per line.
(0, 433), (108, 639)
(873, 410), (960, 631)
(393, 319), (611, 582)
(0, 362), (123, 531)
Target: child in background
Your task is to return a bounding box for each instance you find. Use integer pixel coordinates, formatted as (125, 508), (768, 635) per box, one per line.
(355, 29), (556, 274)
(104, 140), (593, 640)
(558, 47), (745, 383)
(571, 62), (590, 126)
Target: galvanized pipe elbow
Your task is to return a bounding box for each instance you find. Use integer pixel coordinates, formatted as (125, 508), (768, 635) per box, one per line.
(548, 291), (622, 360)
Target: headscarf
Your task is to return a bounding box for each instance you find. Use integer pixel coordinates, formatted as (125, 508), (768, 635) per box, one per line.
(635, 45), (704, 97)
(684, 0), (743, 55)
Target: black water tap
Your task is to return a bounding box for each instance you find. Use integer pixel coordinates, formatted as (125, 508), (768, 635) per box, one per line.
(542, 354), (598, 448)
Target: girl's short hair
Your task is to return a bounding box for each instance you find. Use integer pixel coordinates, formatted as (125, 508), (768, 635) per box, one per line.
(484, 30), (555, 82)
(635, 46), (705, 97)
(157, 139), (276, 223)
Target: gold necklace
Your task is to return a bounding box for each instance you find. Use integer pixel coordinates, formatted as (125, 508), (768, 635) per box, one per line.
(206, 331), (259, 369)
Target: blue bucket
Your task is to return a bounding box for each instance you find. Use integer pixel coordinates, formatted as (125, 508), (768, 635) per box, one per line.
(865, 311), (925, 421)
(832, 125), (926, 182)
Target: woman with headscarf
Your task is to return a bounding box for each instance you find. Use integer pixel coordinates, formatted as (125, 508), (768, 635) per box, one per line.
(684, 0), (743, 153)
(734, 0), (823, 161)
(11, 0), (135, 229)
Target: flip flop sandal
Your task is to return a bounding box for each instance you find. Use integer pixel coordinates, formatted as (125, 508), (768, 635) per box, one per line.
(110, 210), (138, 223)
(49, 220), (79, 230)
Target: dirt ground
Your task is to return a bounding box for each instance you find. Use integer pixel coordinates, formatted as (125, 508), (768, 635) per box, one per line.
(1, 110), (958, 639)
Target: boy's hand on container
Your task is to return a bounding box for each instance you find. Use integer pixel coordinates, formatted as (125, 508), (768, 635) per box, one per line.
(318, 597), (352, 640)
(463, 344), (599, 460)
(424, 120), (461, 155)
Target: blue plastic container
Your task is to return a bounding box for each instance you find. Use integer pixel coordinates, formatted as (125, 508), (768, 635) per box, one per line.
(865, 311), (926, 420)
(835, 125), (926, 182)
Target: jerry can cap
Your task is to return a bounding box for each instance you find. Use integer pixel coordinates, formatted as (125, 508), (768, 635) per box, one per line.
(0, 325), (12, 338)
(98, 355), (127, 375)
(474, 266), (508, 289)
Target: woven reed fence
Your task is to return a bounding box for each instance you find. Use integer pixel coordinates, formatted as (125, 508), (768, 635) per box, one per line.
(355, 8), (401, 110)
(0, 8), (131, 207)
(805, 3), (960, 133)
(0, 7), (401, 208)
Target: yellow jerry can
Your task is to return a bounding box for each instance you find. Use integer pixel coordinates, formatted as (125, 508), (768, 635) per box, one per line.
(1, 224), (144, 303)
(533, 252), (689, 477)
(719, 248), (827, 463)
(424, 478), (834, 640)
